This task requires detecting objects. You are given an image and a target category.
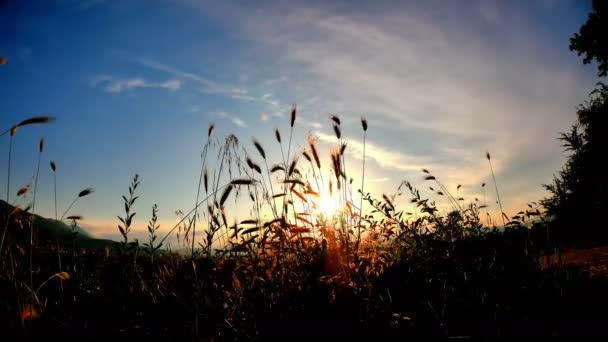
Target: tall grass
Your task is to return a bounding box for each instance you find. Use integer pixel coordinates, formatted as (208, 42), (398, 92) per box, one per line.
(0, 116), (55, 258)
(486, 151), (506, 226)
(29, 138), (45, 289)
(1, 111), (600, 340)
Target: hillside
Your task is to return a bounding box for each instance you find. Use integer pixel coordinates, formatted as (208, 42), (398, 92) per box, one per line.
(0, 200), (118, 249)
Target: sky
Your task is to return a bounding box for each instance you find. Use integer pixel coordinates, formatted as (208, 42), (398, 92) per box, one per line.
(0, 0), (597, 243)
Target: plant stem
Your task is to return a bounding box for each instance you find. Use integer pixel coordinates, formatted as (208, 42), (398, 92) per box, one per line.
(53, 171), (57, 220)
(192, 143), (209, 257)
(357, 131), (366, 250)
(488, 158), (506, 227)
(6, 134), (12, 203)
(60, 197), (78, 221)
(30, 140), (43, 289)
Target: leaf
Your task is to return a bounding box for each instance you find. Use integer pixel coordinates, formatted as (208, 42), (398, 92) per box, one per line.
(230, 178), (256, 185)
(21, 305), (39, 321)
(290, 227), (309, 234)
(330, 115), (340, 126)
(283, 179), (305, 187)
(55, 271), (70, 281)
(220, 185), (233, 206)
(297, 216), (313, 226)
(17, 186), (29, 197)
(252, 139), (266, 159)
(241, 227), (260, 235)
(78, 188), (94, 197)
(290, 106), (296, 127)
(263, 218), (283, 228)
(270, 164), (285, 173)
(240, 219), (258, 225)
(292, 189), (306, 202)
(361, 117), (368, 131)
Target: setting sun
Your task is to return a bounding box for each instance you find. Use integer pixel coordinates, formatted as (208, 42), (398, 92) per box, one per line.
(315, 188), (340, 218)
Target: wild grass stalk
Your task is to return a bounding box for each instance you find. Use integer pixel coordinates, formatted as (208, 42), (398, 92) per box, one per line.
(5, 128), (15, 203)
(60, 187), (94, 221)
(144, 204), (161, 263)
(50, 161), (57, 220)
(486, 152), (506, 226)
(1, 116), (54, 258)
(117, 175), (139, 247)
(190, 124), (214, 256)
(357, 117), (368, 250)
(0, 130), (16, 261)
(29, 138), (45, 289)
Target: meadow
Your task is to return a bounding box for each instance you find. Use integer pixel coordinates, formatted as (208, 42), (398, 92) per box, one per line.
(1, 108), (607, 340)
(2, 2), (608, 338)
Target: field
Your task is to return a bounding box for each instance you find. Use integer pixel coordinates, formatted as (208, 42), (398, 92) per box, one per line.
(2, 1), (608, 339)
(1, 111), (607, 340)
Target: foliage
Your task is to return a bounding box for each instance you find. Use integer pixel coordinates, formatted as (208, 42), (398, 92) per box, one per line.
(570, 0), (608, 77)
(1, 109), (607, 339)
(543, 0), (608, 246)
(1, 6), (608, 337)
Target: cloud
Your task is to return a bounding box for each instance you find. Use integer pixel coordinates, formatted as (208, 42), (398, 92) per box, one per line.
(260, 113), (269, 121)
(204, 1), (593, 212)
(136, 58), (288, 112)
(137, 58), (257, 100)
(303, 121), (322, 129)
(316, 131), (429, 173)
(216, 111), (248, 128)
(92, 75), (181, 93)
(231, 116), (247, 127)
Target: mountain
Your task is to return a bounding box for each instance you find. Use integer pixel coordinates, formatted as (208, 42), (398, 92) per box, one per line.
(0, 199), (118, 249)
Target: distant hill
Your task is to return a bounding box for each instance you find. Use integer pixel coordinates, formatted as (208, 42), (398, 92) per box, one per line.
(0, 199), (118, 249)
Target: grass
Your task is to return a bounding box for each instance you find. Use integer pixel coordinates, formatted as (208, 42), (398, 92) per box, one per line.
(0, 112), (607, 340)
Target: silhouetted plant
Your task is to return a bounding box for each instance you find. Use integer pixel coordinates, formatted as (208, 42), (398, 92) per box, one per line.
(118, 174), (139, 246)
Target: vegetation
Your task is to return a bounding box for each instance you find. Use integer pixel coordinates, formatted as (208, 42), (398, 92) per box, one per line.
(1, 5), (607, 340)
(542, 0), (608, 248)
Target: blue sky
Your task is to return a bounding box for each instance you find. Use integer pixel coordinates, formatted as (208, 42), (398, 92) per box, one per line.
(0, 0), (596, 242)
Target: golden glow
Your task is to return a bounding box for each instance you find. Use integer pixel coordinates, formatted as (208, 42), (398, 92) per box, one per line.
(315, 188), (340, 218)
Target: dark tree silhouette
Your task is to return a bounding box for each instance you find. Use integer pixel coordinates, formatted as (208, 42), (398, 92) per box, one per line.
(543, 0), (608, 246)
(570, 0), (608, 77)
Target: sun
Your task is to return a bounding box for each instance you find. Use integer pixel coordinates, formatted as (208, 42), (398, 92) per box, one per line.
(315, 188), (339, 218)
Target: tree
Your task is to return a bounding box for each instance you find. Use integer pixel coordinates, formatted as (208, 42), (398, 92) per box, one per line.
(542, 0), (608, 247)
(570, 0), (608, 77)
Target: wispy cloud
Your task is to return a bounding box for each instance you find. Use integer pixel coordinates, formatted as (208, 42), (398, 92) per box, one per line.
(204, 1), (593, 211)
(137, 58), (256, 100)
(216, 111), (248, 128)
(92, 75), (181, 93)
(136, 58), (285, 110)
(231, 116), (247, 127)
(316, 131), (429, 173)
